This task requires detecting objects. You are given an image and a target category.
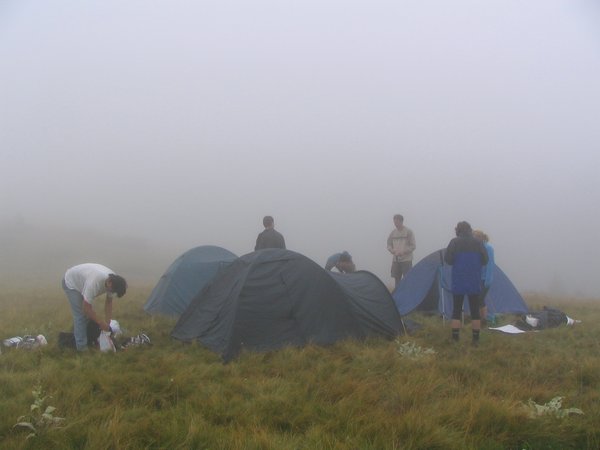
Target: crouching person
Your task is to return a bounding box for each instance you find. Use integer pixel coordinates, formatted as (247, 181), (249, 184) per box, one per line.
(62, 263), (127, 351)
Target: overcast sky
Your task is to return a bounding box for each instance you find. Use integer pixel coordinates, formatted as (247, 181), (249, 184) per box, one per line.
(2, 0), (600, 296)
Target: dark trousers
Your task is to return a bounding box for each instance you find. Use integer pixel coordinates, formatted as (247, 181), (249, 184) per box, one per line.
(451, 294), (481, 320)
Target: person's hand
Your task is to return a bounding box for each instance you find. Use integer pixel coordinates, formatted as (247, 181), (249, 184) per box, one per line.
(99, 321), (111, 332)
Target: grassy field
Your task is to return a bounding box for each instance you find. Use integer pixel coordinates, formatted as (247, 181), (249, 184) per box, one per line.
(0, 284), (599, 449)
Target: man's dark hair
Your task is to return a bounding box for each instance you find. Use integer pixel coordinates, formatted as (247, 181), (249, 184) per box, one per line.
(455, 221), (472, 236)
(263, 216), (274, 228)
(108, 274), (127, 298)
(393, 214), (404, 222)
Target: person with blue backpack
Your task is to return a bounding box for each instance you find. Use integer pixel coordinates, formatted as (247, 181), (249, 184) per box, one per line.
(444, 221), (489, 345)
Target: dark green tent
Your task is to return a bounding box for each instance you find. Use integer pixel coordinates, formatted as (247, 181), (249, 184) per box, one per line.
(172, 248), (402, 361)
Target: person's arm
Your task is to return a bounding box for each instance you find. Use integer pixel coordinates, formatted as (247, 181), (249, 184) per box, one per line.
(255, 234), (261, 251)
(484, 246), (495, 287)
(82, 301), (110, 331)
(387, 233), (395, 254)
(444, 240), (455, 265)
(104, 295), (113, 325)
(406, 230), (416, 253)
(479, 242), (489, 266)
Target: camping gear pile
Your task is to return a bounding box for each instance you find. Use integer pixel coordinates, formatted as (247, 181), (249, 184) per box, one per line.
(58, 319), (151, 352)
(3, 335), (48, 350)
(488, 307), (581, 334)
(119, 333), (152, 350)
(515, 306), (580, 330)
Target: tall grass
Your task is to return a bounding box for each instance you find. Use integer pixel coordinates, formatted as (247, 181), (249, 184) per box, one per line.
(1, 285), (599, 449)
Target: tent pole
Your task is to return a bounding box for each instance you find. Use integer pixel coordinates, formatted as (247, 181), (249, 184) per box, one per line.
(438, 251), (445, 327)
(400, 318), (408, 335)
(441, 275), (445, 327)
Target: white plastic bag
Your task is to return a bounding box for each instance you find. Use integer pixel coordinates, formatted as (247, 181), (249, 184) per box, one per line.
(109, 320), (123, 337)
(98, 331), (116, 352)
(525, 315), (539, 328)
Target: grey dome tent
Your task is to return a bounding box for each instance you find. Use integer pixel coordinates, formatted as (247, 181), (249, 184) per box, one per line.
(172, 248), (403, 362)
(392, 249), (528, 317)
(144, 245), (237, 316)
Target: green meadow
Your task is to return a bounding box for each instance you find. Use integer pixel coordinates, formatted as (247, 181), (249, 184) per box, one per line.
(1, 285), (599, 449)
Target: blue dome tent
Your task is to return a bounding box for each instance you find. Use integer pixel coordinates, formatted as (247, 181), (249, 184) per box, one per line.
(392, 249), (528, 318)
(144, 245), (238, 316)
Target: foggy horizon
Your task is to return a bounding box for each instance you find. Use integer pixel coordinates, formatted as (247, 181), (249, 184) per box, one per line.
(2, 1), (600, 297)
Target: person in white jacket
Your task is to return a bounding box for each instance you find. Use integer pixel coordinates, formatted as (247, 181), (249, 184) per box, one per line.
(62, 263), (127, 350)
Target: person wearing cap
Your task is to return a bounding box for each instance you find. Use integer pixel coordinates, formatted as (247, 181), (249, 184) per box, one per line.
(255, 215), (286, 250)
(444, 221), (489, 345)
(325, 251), (356, 273)
(62, 263), (127, 351)
(387, 214), (416, 288)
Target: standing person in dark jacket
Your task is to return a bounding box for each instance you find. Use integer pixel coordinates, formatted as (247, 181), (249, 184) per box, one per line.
(444, 221), (488, 345)
(255, 215), (286, 250)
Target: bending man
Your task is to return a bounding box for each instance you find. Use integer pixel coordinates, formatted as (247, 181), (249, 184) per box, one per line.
(62, 263), (127, 351)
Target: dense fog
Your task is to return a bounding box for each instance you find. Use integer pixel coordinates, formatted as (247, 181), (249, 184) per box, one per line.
(2, 0), (599, 296)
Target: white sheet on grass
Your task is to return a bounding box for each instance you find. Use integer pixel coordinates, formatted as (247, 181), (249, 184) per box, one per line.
(489, 324), (529, 334)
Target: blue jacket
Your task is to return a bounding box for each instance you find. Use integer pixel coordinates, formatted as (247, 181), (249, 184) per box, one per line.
(325, 253), (342, 271)
(481, 242), (494, 288)
(444, 232), (489, 295)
